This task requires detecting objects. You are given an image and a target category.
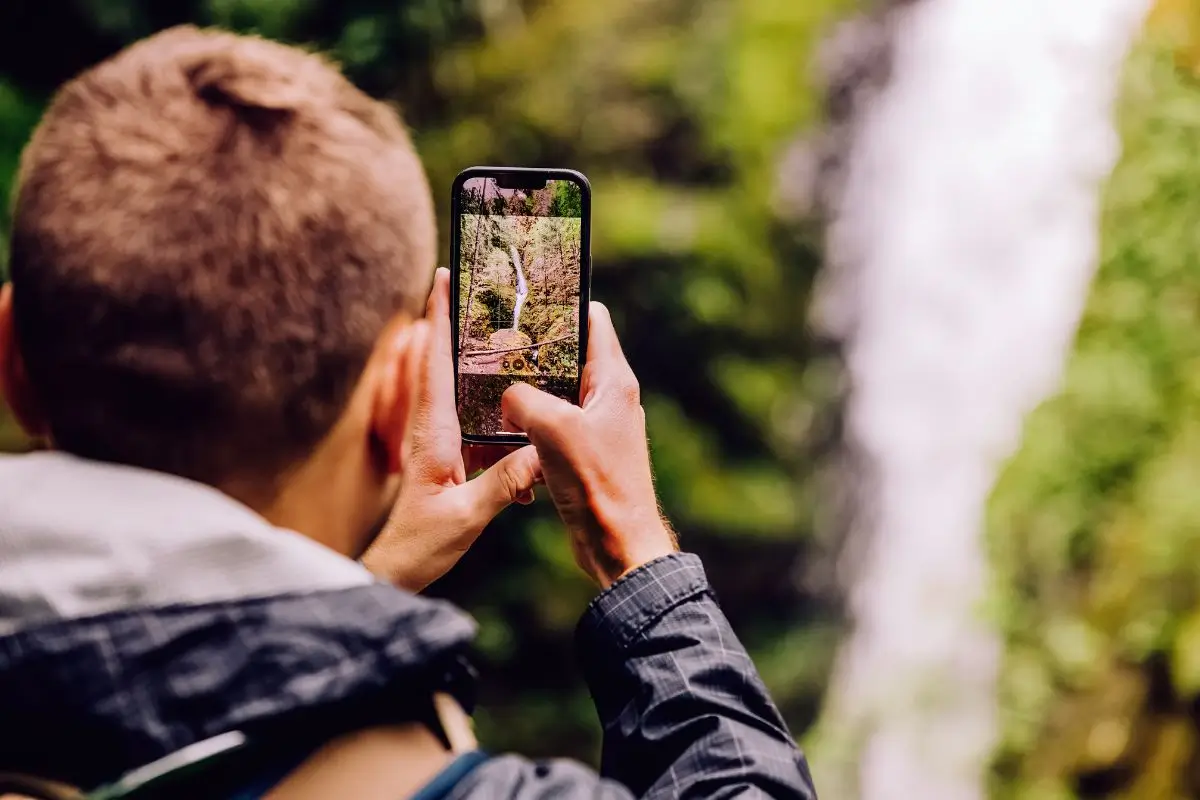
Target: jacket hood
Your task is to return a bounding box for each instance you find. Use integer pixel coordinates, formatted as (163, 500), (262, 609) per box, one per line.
(0, 452), (477, 789)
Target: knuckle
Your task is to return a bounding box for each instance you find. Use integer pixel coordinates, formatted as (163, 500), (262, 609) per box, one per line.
(447, 494), (477, 529)
(618, 373), (641, 407)
(496, 461), (525, 501)
(543, 406), (587, 453)
(550, 402), (584, 431)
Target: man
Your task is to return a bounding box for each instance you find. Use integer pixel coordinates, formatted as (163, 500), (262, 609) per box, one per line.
(0, 26), (817, 799)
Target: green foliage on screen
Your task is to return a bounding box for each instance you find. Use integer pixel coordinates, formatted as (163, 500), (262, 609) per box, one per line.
(549, 180), (582, 219)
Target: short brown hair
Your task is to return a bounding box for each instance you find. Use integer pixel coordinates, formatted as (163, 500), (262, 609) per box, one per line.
(8, 26), (436, 486)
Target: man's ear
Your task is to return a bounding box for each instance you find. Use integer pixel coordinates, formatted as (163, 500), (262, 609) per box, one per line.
(370, 316), (430, 476)
(0, 284), (49, 439)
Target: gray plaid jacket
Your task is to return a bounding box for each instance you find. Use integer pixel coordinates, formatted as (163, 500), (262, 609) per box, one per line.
(0, 452), (817, 798)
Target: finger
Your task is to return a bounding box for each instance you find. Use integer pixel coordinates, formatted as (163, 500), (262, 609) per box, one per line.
(458, 445), (542, 528)
(585, 302), (630, 367)
(394, 318), (432, 472)
(427, 267), (454, 364)
(581, 302), (638, 407)
(409, 269), (462, 467)
(425, 267), (442, 318)
(501, 381), (577, 442)
(499, 405), (525, 434)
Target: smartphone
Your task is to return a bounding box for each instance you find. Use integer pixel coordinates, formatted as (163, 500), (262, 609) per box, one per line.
(450, 167), (591, 445)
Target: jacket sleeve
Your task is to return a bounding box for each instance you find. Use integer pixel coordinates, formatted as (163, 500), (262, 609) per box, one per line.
(574, 552), (817, 799)
(449, 552), (817, 800)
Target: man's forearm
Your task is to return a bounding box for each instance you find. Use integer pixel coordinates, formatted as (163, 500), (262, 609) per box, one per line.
(576, 553), (818, 799)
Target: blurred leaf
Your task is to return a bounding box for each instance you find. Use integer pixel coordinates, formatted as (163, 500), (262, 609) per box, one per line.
(0, 78), (40, 280)
(989, 37), (1200, 797)
(1170, 610), (1200, 698)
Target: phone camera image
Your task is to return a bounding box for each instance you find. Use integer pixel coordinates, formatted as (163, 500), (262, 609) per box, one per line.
(455, 175), (586, 438)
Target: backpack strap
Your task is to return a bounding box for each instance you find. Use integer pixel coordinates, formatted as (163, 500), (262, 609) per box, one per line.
(1, 692), (480, 800)
(74, 692), (482, 799)
(86, 731), (252, 799)
(430, 692), (478, 754)
(408, 751), (490, 800)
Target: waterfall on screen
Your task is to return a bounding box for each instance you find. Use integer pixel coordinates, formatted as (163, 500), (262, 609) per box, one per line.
(510, 244), (529, 330)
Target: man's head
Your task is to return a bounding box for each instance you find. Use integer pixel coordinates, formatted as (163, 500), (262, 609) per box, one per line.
(0, 26), (437, 549)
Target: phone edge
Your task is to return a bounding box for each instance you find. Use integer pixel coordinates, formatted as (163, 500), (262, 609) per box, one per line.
(450, 166), (591, 445)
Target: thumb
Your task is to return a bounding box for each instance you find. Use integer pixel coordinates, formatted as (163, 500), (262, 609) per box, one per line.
(457, 444), (542, 529)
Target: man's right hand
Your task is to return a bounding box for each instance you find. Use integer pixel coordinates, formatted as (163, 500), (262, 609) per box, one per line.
(501, 303), (677, 589)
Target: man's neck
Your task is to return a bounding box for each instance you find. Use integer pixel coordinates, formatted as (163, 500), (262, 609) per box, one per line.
(231, 435), (391, 562)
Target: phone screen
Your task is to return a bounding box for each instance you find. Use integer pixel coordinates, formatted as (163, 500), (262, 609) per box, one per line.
(454, 173), (587, 440)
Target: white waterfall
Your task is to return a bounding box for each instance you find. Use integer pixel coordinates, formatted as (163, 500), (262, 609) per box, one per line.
(510, 244), (528, 330)
(808, 1), (1152, 798)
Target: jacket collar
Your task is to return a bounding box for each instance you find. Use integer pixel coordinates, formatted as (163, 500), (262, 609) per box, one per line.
(0, 451), (374, 634)
(0, 452), (477, 789)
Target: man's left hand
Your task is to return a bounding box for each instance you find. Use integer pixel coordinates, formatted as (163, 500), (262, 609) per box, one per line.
(362, 268), (541, 592)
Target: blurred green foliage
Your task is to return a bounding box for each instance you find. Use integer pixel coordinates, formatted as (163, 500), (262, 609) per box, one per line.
(988, 38), (1200, 800)
(0, 77), (37, 450)
(15, 1), (1200, 794)
(0, 0), (848, 764)
(0, 79), (39, 277)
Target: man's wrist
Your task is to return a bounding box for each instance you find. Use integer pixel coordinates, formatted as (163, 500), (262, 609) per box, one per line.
(360, 546), (426, 593)
(595, 518), (679, 590)
(607, 543), (679, 589)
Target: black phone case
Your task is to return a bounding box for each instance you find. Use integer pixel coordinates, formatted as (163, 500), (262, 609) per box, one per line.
(449, 166), (592, 445)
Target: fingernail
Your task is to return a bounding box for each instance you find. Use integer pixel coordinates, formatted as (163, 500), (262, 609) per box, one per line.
(516, 489), (535, 505)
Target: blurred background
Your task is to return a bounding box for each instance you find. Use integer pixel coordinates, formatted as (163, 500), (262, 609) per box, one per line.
(3, 1), (1200, 798)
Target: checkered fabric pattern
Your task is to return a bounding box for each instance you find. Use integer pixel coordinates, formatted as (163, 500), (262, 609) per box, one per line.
(449, 553), (818, 799)
(0, 584), (478, 788)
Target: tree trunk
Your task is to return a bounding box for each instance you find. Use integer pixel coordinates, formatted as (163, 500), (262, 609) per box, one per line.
(461, 182), (491, 352)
